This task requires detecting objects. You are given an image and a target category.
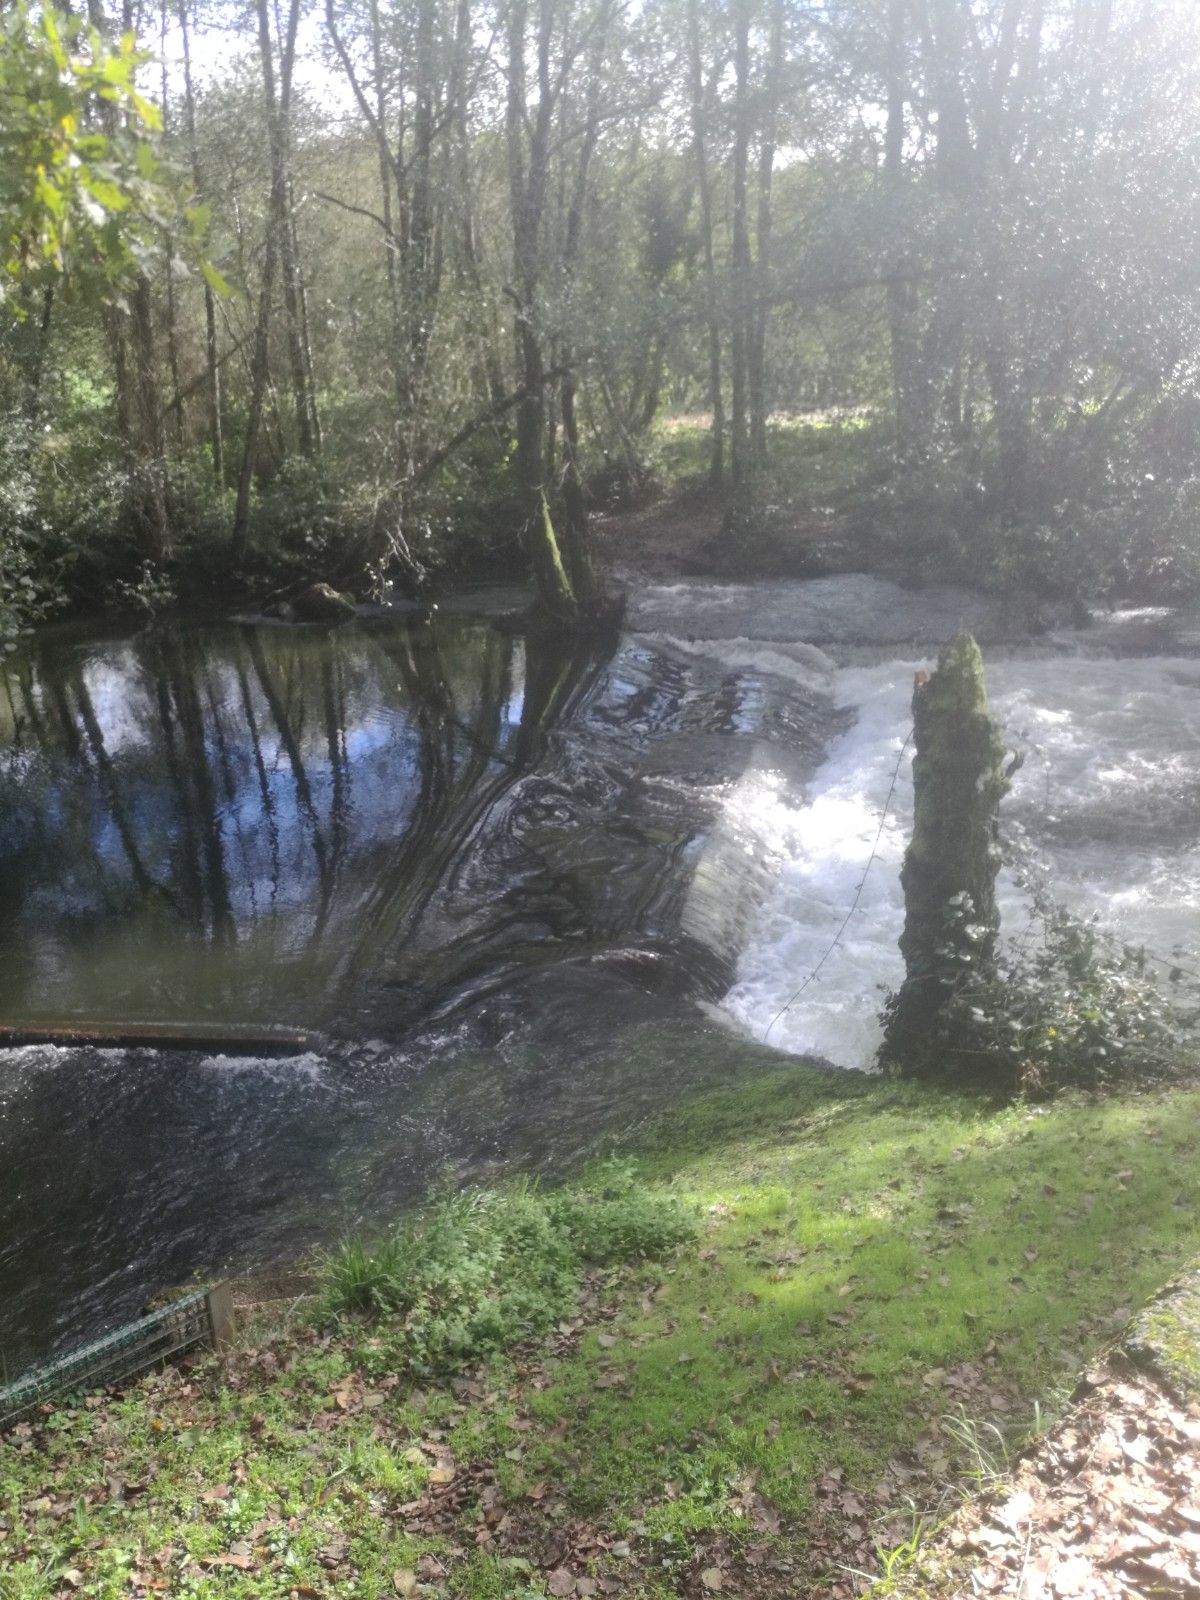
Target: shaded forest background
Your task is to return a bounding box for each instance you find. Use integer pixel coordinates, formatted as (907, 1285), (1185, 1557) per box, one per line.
(4, 0), (1200, 625)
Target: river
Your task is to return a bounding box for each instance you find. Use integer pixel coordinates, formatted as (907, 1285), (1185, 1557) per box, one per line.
(1, 577), (1196, 1369)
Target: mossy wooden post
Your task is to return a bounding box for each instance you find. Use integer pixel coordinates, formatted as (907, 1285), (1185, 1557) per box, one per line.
(883, 632), (1010, 1076)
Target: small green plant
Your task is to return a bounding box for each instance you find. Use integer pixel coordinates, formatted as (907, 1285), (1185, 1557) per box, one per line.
(941, 1406), (1011, 1492)
(318, 1172), (694, 1375)
(318, 1233), (408, 1319)
(841, 1513), (928, 1591)
(113, 558), (177, 615)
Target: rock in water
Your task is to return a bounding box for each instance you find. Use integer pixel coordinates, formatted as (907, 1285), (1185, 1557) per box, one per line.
(292, 583), (356, 622)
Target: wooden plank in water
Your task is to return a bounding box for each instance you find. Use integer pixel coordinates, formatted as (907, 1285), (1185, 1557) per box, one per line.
(0, 1020), (317, 1056)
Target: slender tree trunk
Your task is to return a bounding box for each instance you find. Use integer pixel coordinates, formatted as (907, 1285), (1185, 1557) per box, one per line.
(89, 0), (168, 558)
(293, 200), (323, 453)
(728, 0), (753, 499)
(558, 14), (608, 610)
(232, 0), (300, 556)
(280, 184), (315, 457)
(925, 0), (972, 441)
(749, 0), (783, 465)
(450, 0), (506, 404)
(274, 0), (314, 457)
(885, 0), (922, 453)
(686, 0), (725, 489)
(160, 0), (184, 447)
(405, 0), (439, 447)
(128, 273), (170, 559)
(506, 0), (550, 578)
(179, 0), (223, 480)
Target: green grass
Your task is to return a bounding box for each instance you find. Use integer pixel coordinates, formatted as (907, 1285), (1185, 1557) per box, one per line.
(318, 1170), (695, 1372)
(3, 1058), (1199, 1598)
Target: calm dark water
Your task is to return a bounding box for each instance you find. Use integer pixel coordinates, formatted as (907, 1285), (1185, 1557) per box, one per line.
(0, 604), (834, 1369)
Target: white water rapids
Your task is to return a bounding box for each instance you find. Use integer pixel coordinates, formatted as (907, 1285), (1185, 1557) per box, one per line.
(630, 577), (1200, 1071)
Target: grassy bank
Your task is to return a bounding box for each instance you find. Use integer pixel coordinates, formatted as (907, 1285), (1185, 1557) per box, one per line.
(3, 1054), (1200, 1599)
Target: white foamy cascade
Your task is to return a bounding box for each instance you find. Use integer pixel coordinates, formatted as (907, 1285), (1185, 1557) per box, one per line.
(723, 653), (1200, 1069)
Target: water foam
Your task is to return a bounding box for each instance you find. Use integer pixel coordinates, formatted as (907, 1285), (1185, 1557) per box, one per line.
(637, 632), (836, 694)
(723, 653), (1200, 1069)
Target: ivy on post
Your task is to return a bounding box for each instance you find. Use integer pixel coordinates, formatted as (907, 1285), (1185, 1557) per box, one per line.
(881, 632), (1011, 1077)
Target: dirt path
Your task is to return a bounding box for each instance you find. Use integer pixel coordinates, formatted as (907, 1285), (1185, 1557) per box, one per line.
(592, 490), (724, 581)
(592, 486), (865, 585)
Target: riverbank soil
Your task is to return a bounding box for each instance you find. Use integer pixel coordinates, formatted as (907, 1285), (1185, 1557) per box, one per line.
(593, 413), (879, 584)
(4, 1056), (1200, 1599)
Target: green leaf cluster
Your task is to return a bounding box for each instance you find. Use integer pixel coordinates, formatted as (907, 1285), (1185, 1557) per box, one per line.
(0, 2), (214, 304)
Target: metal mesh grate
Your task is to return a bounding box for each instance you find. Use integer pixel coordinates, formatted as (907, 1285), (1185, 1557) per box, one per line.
(0, 1290), (214, 1429)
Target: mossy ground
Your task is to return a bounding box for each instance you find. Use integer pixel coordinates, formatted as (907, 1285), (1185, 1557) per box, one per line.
(1126, 1272), (1200, 1403)
(3, 1052), (1200, 1600)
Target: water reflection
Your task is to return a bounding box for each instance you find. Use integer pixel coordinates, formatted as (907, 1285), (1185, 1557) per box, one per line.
(0, 615), (605, 1028)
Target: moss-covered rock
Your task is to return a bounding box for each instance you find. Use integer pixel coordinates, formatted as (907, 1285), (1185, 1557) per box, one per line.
(292, 582), (356, 622)
(1124, 1264), (1200, 1401)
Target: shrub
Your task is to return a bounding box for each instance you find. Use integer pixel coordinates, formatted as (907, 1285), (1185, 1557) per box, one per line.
(318, 1171), (695, 1375)
(899, 868), (1194, 1096)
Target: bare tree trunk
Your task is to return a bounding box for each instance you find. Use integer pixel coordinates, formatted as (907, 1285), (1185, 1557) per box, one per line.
(506, 0), (550, 575)
(885, 0), (922, 453)
(364, 0), (407, 426)
(160, 0), (183, 447)
(280, 186), (315, 457)
(405, 0), (440, 452)
(129, 273), (170, 559)
(728, 0), (753, 499)
(748, 0), (783, 465)
(924, 0), (972, 442)
(558, 12), (608, 608)
(686, 0), (725, 489)
(275, 0), (314, 457)
(178, 0), (223, 481)
(504, 0), (608, 623)
(293, 201), (323, 453)
(450, 0), (506, 404)
(88, 0), (169, 558)
(232, 0), (300, 557)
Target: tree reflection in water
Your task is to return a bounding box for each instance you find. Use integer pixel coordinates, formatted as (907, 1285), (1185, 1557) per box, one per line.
(0, 614), (606, 1028)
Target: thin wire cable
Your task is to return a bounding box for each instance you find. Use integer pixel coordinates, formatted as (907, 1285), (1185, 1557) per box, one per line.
(764, 727), (914, 1044)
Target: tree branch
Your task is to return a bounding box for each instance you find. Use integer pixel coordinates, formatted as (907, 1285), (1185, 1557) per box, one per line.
(313, 189), (402, 251)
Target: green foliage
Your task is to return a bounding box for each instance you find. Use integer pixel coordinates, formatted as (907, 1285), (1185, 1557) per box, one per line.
(928, 886), (1189, 1097)
(112, 557), (176, 614)
(318, 1174), (695, 1375)
(0, 419), (74, 643)
(544, 1160), (698, 1263)
(0, 2), (192, 303)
